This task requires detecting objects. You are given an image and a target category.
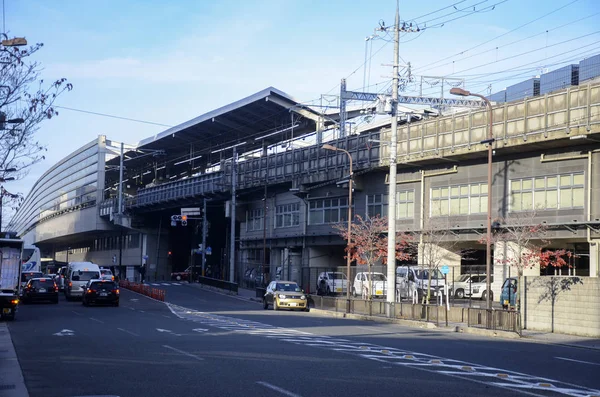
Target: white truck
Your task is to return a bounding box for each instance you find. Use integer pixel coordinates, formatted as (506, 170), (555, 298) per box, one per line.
(316, 271), (348, 295)
(396, 266), (447, 302)
(451, 274), (489, 299)
(0, 237), (24, 320)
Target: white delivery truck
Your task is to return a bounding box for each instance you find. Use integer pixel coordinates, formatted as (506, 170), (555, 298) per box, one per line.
(0, 236), (24, 320)
(64, 262), (100, 300)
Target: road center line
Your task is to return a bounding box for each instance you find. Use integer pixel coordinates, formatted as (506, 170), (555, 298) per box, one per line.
(89, 317), (104, 324)
(71, 310), (83, 316)
(117, 327), (139, 337)
(256, 381), (302, 397)
(162, 345), (204, 361)
(555, 357), (600, 366)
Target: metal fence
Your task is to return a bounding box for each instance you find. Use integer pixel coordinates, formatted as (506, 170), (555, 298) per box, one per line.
(309, 295), (521, 334)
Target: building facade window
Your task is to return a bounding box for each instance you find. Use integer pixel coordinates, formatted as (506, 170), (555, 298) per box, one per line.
(366, 190), (414, 219)
(510, 173), (584, 211)
(275, 203), (300, 228)
(430, 183), (488, 217)
(309, 197), (348, 225)
(246, 208), (263, 231)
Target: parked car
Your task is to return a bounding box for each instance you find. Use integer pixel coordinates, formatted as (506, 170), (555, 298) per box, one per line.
(500, 277), (518, 309)
(451, 274), (491, 299)
(171, 267), (191, 281)
(317, 272), (348, 296)
(396, 266), (447, 302)
(82, 279), (120, 307)
(263, 281), (308, 311)
(21, 277), (59, 304)
(353, 272), (387, 299)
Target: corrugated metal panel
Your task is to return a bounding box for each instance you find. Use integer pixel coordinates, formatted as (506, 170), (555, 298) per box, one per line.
(579, 54), (600, 82)
(506, 78), (540, 102)
(540, 64), (579, 95)
(488, 90), (506, 103)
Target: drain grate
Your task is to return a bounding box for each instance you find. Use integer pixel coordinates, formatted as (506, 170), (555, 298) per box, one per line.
(0, 384), (16, 390)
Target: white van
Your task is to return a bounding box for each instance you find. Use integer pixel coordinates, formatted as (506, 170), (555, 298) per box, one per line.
(65, 262), (100, 300)
(396, 266), (447, 302)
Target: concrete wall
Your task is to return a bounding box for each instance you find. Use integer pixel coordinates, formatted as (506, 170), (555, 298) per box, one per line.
(522, 276), (600, 337)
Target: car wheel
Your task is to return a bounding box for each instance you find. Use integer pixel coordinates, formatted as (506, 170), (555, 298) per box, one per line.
(273, 299), (279, 311)
(482, 291), (493, 301)
(455, 289), (465, 299)
(352, 288), (357, 298)
(176, 275), (181, 281)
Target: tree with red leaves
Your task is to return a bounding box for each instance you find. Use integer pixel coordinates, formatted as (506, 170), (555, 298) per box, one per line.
(333, 214), (413, 299)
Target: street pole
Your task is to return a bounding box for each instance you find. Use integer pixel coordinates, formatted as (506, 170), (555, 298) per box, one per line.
(229, 146), (237, 283)
(0, 188), (3, 232)
(262, 181), (267, 287)
(118, 142), (124, 216)
(386, 0), (400, 313)
(449, 87), (494, 313)
(201, 197), (207, 277)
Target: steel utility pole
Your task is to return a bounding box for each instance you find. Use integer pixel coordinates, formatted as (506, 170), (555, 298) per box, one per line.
(229, 147), (237, 283)
(201, 197), (207, 277)
(118, 142), (124, 216)
(385, 0), (400, 314)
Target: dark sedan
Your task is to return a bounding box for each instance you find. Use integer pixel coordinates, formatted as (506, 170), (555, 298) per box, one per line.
(82, 280), (120, 307)
(22, 278), (59, 304)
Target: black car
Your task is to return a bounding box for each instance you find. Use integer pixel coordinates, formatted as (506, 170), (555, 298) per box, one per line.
(82, 280), (120, 307)
(22, 278), (59, 304)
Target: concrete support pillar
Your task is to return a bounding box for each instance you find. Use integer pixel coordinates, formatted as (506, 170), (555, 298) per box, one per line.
(589, 240), (600, 277)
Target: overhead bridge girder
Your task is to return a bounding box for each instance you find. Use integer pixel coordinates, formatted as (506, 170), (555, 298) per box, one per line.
(341, 90), (486, 108)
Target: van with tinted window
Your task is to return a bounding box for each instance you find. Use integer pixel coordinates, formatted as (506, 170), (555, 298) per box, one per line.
(65, 262), (100, 301)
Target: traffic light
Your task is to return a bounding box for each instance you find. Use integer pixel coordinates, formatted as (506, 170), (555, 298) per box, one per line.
(181, 215), (188, 226)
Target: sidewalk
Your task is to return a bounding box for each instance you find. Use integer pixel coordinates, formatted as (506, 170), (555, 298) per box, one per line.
(0, 323), (29, 397)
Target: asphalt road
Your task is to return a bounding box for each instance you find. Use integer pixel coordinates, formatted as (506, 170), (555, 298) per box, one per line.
(5, 283), (600, 397)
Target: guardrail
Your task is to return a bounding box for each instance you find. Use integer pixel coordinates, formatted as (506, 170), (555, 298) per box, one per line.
(309, 295), (521, 334)
(197, 276), (238, 294)
(119, 280), (165, 302)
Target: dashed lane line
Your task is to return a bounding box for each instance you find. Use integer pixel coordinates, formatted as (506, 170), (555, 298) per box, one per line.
(256, 381), (302, 397)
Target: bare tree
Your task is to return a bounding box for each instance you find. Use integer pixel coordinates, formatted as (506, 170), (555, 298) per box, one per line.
(0, 37), (72, 224)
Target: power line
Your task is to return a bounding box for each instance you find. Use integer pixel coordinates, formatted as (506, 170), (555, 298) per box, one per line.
(54, 106), (173, 127)
(415, 0), (581, 73)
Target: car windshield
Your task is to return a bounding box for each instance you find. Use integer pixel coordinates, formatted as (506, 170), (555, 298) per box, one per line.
(21, 272), (43, 282)
(415, 269), (444, 280)
(368, 274), (386, 281)
(74, 271), (100, 281)
(328, 273), (347, 280)
(458, 275), (471, 282)
(276, 283), (301, 292)
(100, 270), (112, 275)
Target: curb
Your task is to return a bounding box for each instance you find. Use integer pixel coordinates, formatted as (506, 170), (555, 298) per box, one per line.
(453, 325), (521, 340)
(308, 308), (437, 329)
(0, 323), (29, 397)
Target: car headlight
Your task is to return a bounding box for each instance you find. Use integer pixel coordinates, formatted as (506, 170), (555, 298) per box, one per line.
(301, 295), (306, 300)
(278, 294), (286, 299)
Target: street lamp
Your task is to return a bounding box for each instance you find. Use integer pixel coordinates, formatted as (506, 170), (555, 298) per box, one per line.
(321, 144), (353, 311)
(450, 87), (494, 312)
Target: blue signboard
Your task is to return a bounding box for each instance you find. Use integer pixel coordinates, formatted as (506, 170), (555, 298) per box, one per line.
(441, 265), (450, 275)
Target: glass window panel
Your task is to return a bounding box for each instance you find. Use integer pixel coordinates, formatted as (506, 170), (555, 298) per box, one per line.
(309, 211), (322, 224)
(382, 194), (389, 204)
(547, 177), (557, 188)
(459, 197), (469, 214)
(460, 186), (469, 196)
(480, 184), (488, 194)
(560, 175), (571, 187)
(471, 196), (480, 213)
(450, 187), (459, 196)
(572, 188), (584, 207)
(560, 189), (572, 208)
(546, 190), (558, 209)
(573, 173), (584, 186)
(449, 198), (460, 215)
(535, 178), (545, 189)
(440, 199), (449, 215)
(522, 179), (532, 190)
(431, 188), (440, 199)
(534, 191), (545, 209)
(441, 187), (449, 197)
(471, 184), (480, 195)
(396, 203), (405, 218)
(431, 202), (441, 217)
(399, 191), (407, 201)
(407, 202), (414, 217)
(407, 191), (414, 201)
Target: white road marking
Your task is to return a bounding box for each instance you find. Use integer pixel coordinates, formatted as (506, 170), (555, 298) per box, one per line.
(556, 357), (600, 366)
(162, 315), (171, 319)
(161, 283), (170, 286)
(162, 345), (204, 361)
(129, 298), (139, 302)
(117, 328), (139, 337)
(256, 381), (302, 397)
(53, 329), (75, 336)
(89, 317), (104, 324)
(192, 328), (208, 332)
(156, 328), (182, 336)
(152, 283), (160, 286)
(172, 283), (181, 286)
(71, 310), (83, 316)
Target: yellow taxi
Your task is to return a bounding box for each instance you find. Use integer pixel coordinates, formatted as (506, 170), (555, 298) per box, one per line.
(263, 281), (308, 311)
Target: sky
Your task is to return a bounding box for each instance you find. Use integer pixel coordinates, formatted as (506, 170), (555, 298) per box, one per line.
(3, 0), (599, 218)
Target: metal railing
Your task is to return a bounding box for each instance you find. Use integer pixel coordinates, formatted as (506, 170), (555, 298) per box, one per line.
(467, 308), (521, 334)
(197, 275), (238, 294)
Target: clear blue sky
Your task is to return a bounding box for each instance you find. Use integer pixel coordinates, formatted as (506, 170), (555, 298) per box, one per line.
(5, 0), (599, 205)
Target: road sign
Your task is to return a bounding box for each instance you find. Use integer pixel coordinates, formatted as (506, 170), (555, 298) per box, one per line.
(143, 255), (148, 260)
(205, 246), (212, 255)
(112, 255), (117, 264)
(181, 207), (201, 216)
(441, 265), (450, 275)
